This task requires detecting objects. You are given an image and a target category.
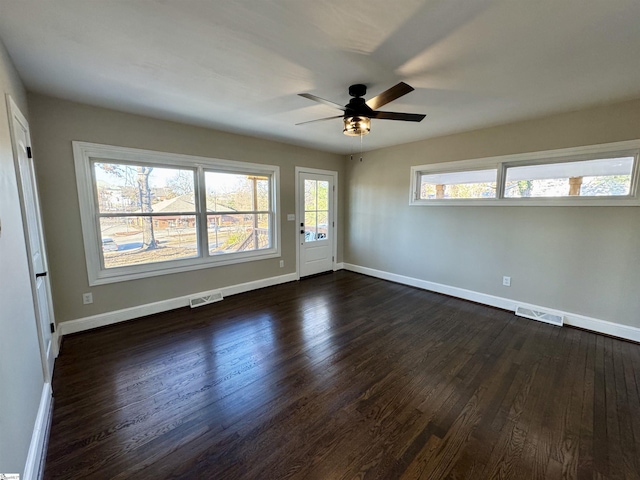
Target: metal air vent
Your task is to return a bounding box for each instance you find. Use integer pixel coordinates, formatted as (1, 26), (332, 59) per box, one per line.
(189, 290), (224, 308)
(515, 306), (564, 327)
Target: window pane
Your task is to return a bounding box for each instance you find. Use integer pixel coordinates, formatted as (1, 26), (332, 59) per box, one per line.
(421, 183), (436, 199)
(207, 214), (270, 254)
(504, 157), (633, 198)
(94, 162), (195, 213)
(256, 177), (270, 211)
(100, 216), (198, 268)
(580, 176), (631, 196)
(420, 169), (497, 199)
(205, 172), (270, 212)
(257, 214), (271, 249)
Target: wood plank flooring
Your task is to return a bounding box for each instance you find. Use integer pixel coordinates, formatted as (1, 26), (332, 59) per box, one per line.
(44, 271), (640, 479)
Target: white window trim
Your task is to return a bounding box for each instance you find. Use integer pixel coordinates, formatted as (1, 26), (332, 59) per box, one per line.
(410, 140), (640, 207)
(73, 141), (281, 285)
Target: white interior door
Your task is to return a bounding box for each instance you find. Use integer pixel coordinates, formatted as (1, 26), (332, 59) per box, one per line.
(298, 170), (336, 277)
(7, 96), (56, 381)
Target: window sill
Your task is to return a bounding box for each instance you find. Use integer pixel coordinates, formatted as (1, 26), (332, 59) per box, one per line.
(90, 248), (281, 286)
(409, 197), (640, 207)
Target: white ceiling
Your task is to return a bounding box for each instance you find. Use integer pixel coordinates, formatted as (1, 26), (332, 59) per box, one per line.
(1, 0), (640, 154)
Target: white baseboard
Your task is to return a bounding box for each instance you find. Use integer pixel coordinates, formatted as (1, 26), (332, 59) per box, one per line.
(58, 273), (298, 337)
(343, 263), (640, 343)
(564, 314), (640, 343)
(56, 265), (640, 343)
(344, 263), (515, 310)
(52, 331), (60, 358)
(23, 382), (52, 480)
(335, 262), (345, 271)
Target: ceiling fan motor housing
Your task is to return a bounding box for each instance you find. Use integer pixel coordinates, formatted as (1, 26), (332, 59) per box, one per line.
(348, 84), (367, 98)
(345, 97), (373, 117)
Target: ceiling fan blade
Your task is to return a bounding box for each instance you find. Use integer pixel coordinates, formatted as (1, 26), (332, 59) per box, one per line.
(370, 111), (426, 122)
(366, 82), (414, 110)
(295, 115), (344, 126)
(299, 93), (346, 111)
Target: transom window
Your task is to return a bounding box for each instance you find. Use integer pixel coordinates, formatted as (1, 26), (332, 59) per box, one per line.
(419, 169), (497, 199)
(410, 141), (640, 206)
(74, 142), (280, 285)
(503, 157), (634, 198)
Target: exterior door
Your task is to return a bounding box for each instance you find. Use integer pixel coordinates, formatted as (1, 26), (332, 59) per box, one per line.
(298, 170), (335, 277)
(7, 96), (56, 381)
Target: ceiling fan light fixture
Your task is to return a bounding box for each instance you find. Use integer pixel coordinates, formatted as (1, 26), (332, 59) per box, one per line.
(343, 116), (371, 136)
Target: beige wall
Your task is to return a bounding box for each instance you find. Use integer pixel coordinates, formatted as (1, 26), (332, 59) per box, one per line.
(28, 93), (344, 323)
(0, 39), (45, 475)
(345, 99), (640, 328)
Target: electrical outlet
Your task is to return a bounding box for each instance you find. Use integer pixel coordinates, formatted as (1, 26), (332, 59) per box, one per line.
(279, 260), (284, 268)
(502, 276), (511, 287)
(83, 292), (93, 304)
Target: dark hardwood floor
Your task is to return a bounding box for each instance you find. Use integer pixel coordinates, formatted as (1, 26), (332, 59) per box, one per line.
(44, 271), (640, 479)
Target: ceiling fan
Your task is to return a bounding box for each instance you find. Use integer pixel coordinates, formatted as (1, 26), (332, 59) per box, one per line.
(297, 82), (426, 136)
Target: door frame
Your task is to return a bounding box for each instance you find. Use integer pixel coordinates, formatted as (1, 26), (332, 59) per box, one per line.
(295, 166), (338, 280)
(6, 94), (58, 381)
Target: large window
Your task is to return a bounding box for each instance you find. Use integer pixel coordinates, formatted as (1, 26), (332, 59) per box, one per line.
(410, 141), (640, 206)
(74, 142), (280, 285)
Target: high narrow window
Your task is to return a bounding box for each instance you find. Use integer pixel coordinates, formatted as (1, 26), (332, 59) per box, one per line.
(504, 156), (634, 198)
(419, 169), (497, 200)
(410, 141), (640, 206)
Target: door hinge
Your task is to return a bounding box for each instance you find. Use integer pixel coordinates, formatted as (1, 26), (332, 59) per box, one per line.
(332, 256), (335, 262)
(333, 185), (335, 192)
(332, 221), (335, 227)
(50, 323), (55, 333)
(26, 146), (32, 158)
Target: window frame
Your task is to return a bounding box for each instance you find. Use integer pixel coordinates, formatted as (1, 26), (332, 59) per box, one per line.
(410, 140), (640, 206)
(417, 166), (500, 201)
(73, 141), (280, 285)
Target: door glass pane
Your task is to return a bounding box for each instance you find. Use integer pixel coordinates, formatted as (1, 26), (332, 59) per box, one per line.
(305, 180), (317, 210)
(317, 211), (328, 240)
(304, 211), (317, 242)
(304, 179), (330, 242)
(317, 181), (329, 209)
